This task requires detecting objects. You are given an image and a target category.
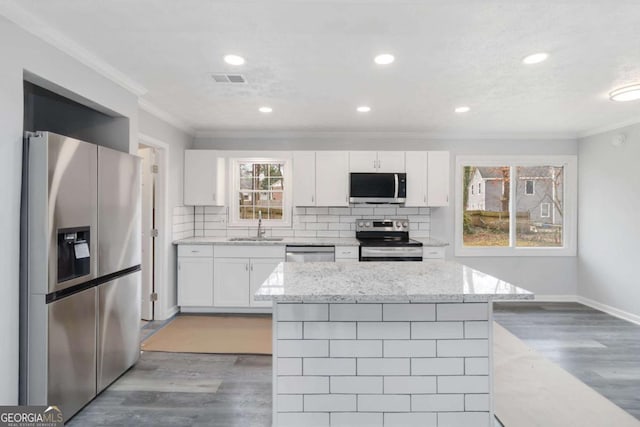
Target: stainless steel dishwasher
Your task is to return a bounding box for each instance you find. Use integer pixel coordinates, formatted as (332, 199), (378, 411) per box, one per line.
(285, 245), (335, 262)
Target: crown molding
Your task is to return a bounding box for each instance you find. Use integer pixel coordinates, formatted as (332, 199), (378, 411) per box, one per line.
(577, 117), (640, 139)
(138, 99), (195, 135)
(194, 129), (577, 141)
(0, 2), (147, 96)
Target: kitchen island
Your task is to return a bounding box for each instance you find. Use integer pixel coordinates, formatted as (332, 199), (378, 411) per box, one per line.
(255, 261), (533, 427)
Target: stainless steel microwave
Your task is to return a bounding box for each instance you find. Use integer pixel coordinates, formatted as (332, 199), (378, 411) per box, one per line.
(349, 173), (407, 204)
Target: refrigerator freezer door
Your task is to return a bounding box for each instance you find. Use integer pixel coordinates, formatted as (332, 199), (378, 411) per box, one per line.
(48, 287), (97, 418)
(97, 146), (141, 276)
(97, 271), (141, 392)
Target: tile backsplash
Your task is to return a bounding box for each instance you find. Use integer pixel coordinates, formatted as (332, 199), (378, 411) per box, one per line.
(173, 205), (431, 239)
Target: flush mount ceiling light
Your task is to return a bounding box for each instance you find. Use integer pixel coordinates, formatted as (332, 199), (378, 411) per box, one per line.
(522, 52), (549, 65)
(454, 106), (471, 113)
(258, 106), (273, 113)
(356, 106), (371, 113)
(224, 54), (245, 65)
(374, 54), (395, 65)
(609, 84), (640, 102)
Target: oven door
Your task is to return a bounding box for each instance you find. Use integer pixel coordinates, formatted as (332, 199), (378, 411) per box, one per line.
(360, 246), (423, 261)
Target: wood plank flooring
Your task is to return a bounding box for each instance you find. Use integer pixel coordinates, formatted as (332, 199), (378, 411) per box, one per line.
(494, 301), (640, 421)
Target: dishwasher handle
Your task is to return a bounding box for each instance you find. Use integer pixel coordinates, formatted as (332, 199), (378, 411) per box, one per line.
(285, 245), (336, 262)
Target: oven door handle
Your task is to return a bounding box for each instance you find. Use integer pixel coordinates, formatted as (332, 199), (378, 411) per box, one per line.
(394, 173), (399, 199)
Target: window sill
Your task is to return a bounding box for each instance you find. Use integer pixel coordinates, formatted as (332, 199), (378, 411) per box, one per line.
(455, 246), (576, 257)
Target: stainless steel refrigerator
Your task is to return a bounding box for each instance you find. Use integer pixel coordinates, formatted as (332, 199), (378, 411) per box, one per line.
(20, 132), (141, 419)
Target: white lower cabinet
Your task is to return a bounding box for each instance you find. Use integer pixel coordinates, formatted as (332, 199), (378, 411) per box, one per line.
(249, 259), (282, 307)
(214, 258), (250, 307)
(178, 256), (214, 307)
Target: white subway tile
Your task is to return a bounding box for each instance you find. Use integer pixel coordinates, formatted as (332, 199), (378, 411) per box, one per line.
(411, 358), (464, 375)
(384, 413), (437, 427)
(412, 394), (464, 411)
(330, 340), (382, 357)
(278, 376), (329, 394)
(306, 222), (329, 230)
(294, 207), (306, 215)
(271, 229), (295, 237)
(358, 358), (409, 375)
(437, 412), (490, 427)
(383, 340), (435, 357)
(358, 322), (410, 339)
(396, 207), (420, 214)
(384, 376), (436, 394)
(351, 207), (374, 215)
(331, 413), (383, 427)
(306, 207), (329, 215)
(373, 207), (397, 215)
(277, 358), (302, 376)
(383, 304), (435, 321)
(277, 394), (302, 412)
(357, 395), (410, 412)
(304, 322), (356, 339)
(437, 303), (488, 321)
(329, 207), (351, 215)
(330, 304), (382, 321)
(330, 376), (383, 394)
(278, 340), (328, 357)
(339, 215), (360, 223)
(278, 322), (302, 339)
(411, 322), (463, 339)
(437, 339), (489, 357)
(328, 222), (352, 230)
(465, 357), (489, 375)
(339, 230), (356, 238)
(277, 412), (329, 427)
(437, 376), (489, 393)
(299, 215), (318, 223)
(316, 230), (340, 237)
(303, 394), (356, 412)
(294, 230), (317, 237)
(465, 394), (490, 411)
(419, 207), (431, 214)
(464, 321), (489, 338)
(304, 358), (356, 375)
(278, 304), (328, 321)
(317, 215), (340, 223)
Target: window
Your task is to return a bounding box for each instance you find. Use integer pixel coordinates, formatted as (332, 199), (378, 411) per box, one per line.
(478, 182), (482, 194)
(525, 180), (535, 195)
(230, 158), (291, 226)
(456, 156), (577, 256)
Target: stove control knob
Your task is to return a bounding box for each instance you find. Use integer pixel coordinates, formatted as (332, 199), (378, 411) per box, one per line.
(396, 222), (402, 228)
(358, 221), (364, 227)
(402, 221), (408, 228)
(365, 222), (371, 227)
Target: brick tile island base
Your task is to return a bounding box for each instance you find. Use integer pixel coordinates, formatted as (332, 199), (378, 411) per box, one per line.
(256, 262), (533, 427)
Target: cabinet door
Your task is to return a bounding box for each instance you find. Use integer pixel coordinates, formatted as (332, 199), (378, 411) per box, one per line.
(316, 151), (349, 206)
(184, 150), (226, 206)
(249, 258), (282, 307)
(377, 151), (406, 172)
(293, 151), (316, 206)
(214, 258), (250, 307)
(349, 151), (378, 172)
(427, 151), (450, 207)
(178, 257), (214, 306)
(404, 151), (428, 207)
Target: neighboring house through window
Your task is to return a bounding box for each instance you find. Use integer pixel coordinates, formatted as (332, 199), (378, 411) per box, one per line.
(525, 180), (535, 195)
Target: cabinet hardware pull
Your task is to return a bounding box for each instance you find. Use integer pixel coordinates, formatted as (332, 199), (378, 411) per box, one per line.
(245, 264), (249, 271)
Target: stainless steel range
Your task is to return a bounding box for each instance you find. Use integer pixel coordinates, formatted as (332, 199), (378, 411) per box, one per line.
(356, 219), (423, 261)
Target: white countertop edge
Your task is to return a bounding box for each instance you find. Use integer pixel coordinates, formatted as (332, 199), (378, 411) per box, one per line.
(172, 236), (448, 247)
(255, 293), (534, 303)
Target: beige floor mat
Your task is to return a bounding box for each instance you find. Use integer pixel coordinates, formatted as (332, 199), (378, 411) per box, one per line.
(141, 315), (272, 355)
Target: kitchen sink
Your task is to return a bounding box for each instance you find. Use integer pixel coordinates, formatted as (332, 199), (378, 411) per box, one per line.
(227, 237), (284, 242)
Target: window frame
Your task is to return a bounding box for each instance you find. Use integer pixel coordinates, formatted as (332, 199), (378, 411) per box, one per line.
(525, 179), (535, 195)
(540, 202), (551, 218)
(228, 156), (292, 227)
(455, 155), (577, 257)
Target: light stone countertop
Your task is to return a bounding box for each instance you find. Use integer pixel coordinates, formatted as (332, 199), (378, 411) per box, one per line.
(255, 261), (533, 303)
(172, 236), (448, 247)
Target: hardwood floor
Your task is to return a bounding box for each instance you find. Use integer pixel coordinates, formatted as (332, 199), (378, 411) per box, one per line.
(494, 301), (640, 421)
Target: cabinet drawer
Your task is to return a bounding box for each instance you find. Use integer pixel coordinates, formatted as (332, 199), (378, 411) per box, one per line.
(423, 247), (445, 259)
(335, 246), (359, 259)
(178, 245), (214, 257)
(215, 245), (285, 259)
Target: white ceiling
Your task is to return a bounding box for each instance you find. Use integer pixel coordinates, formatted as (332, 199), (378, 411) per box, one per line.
(5, 0), (640, 136)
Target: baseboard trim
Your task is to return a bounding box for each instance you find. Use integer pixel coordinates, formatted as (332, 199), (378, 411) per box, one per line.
(180, 307), (273, 314)
(155, 305), (179, 321)
(576, 296), (640, 326)
(533, 294), (578, 302)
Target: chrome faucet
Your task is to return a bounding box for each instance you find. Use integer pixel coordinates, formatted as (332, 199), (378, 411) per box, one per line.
(257, 210), (266, 238)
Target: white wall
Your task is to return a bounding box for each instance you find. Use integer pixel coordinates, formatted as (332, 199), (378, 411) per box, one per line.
(578, 124), (640, 319)
(0, 16), (139, 405)
(138, 110), (193, 318)
(194, 134), (579, 297)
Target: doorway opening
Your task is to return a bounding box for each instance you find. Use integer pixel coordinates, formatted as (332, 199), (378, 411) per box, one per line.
(138, 144), (157, 321)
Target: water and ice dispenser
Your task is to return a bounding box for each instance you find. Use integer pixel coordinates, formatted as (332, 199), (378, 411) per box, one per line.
(57, 227), (91, 283)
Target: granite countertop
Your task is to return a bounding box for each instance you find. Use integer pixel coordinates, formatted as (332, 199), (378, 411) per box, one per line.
(172, 236), (448, 247)
(255, 261), (533, 303)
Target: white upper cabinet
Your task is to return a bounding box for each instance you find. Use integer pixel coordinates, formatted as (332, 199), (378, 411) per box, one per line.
(293, 151), (316, 206)
(349, 151), (405, 172)
(316, 151), (349, 206)
(184, 150), (226, 206)
(427, 151), (450, 206)
(404, 151), (428, 207)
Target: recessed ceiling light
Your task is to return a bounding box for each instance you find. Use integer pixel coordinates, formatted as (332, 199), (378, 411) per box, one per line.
(357, 106), (371, 113)
(259, 106), (273, 113)
(454, 106), (470, 113)
(609, 84), (640, 102)
(224, 54), (245, 66)
(522, 52), (549, 65)
(374, 54), (395, 65)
